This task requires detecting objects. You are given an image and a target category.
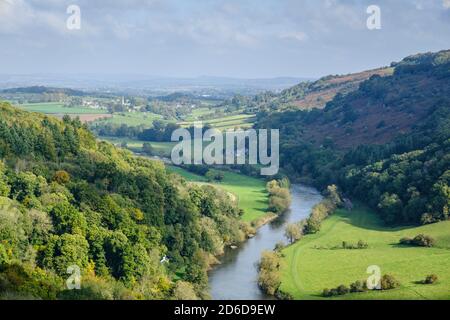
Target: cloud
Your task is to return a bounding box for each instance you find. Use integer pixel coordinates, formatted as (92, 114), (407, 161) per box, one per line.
(279, 31), (308, 42)
(0, 0), (449, 77)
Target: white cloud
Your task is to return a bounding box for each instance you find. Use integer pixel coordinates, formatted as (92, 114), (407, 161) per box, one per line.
(443, 0), (450, 9)
(279, 31), (308, 42)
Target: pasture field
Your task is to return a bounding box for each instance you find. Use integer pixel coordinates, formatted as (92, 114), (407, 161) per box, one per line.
(99, 137), (175, 157)
(167, 166), (269, 223)
(181, 107), (216, 121)
(18, 102), (108, 114)
(94, 112), (165, 127)
(280, 205), (450, 300)
(179, 113), (256, 130)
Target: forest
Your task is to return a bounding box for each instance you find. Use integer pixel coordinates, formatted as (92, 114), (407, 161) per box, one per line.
(255, 50), (450, 225)
(0, 102), (250, 300)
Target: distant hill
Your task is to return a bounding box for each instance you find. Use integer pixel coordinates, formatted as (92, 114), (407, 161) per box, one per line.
(274, 67), (393, 111)
(256, 49), (450, 225)
(226, 68), (393, 112)
(258, 50), (450, 149)
(1, 86), (85, 96)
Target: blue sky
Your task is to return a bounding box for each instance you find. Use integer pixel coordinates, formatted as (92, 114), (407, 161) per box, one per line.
(0, 0), (449, 78)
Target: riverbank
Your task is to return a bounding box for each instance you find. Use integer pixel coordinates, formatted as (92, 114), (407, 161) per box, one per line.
(208, 185), (323, 300)
(166, 166), (270, 223)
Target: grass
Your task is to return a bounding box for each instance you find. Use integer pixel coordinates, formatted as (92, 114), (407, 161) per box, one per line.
(280, 204), (450, 300)
(167, 166), (269, 223)
(94, 112), (165, 127)
(179, 114), (256, 130)
(18, 102), (107, 114)
(182, 107), (216, 121)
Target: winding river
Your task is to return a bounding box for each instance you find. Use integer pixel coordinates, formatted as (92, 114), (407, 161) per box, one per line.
(208, 184), (323, 300)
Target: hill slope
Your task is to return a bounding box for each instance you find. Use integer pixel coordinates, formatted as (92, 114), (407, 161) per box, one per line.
(0, 102), (248, 300)
(256, 50), (450, 225)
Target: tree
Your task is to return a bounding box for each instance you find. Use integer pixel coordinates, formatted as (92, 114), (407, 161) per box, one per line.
(380, 274), (400, 290)
(285, 223), (302, 244)
(50, 202), (87, 236)
(172, 281), (199, 300)
(42, 234), (90, 276)
(52, 170), (70, 185)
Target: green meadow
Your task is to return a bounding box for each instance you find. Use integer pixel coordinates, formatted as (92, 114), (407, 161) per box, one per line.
(18, 102), (107, 114)
(280, 205), (450, 300)
(167, 166), (269, 223)
(95, 112), (165, 126)
(179, 113), (256, 130)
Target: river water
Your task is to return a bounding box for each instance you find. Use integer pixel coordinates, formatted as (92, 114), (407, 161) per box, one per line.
(208, 184), (323, 300)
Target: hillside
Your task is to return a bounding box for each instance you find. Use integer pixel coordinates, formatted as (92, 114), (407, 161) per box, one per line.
(224, 68), (393, 114)
(0, 102), (249, 300)
(255, 50), (450, 225)
(1, 86), (85, 96)
(273, 67), (393, 111)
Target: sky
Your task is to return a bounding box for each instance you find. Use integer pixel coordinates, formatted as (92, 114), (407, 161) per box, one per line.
(0, 0), (449, 78)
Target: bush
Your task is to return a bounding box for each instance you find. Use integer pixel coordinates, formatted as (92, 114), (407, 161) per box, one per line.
(52, 170), (70, 184)
(341, 240), (368, 249)
(322, 288), (332, 297)
(422, 274), (438, 285)
(399, 234), (435, 247)
(336, 285), (349, 295)
(380, 274), (400, 290)
(267, 180), (291, 215)
(304, 189), (340, 235)
(350, 280), (366, 293)
(322, 284), (350, 297)
(413, 234), (435, 247)
(258, 251), (281, 296)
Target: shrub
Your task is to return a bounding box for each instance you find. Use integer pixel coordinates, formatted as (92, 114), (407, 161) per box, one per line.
(337, 285), (349, 295)
(400, 234), (435, 247)
(422, 274), (438, 285)
(350, 280), (366, 293)
(52, 170), (70, 185)
(274, 241), (286, 252)
(357, 240), (369, 249)
(380, 274), (400, 290)
(267, 180), (291, 215)
(285, 223), (302, 244)
(413, 234), (435, 247)
(322, 288), (332, 297)
(341, 240), (368, 249)
(258, 251), (281, 296)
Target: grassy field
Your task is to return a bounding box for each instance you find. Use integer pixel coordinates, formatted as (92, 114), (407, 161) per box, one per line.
(280, 205), (450, 300)
(167, 166), (269, 223)
(18, 102), (108, 114)
(181, 107), (216, 122)
(99, 137), (176, 157)
(179, 114), (256, 130)
(94, 112), (165, 127)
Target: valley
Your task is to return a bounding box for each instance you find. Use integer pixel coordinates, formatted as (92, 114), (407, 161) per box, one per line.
(0, 49), (449, 301)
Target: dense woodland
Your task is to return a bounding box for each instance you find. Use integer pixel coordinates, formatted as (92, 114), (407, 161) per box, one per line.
(0, 102), (249, 300)
(255, 50), (450, 225)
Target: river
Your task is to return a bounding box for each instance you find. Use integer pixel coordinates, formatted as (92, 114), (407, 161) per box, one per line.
(208, 184), (323, 300)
